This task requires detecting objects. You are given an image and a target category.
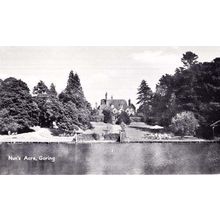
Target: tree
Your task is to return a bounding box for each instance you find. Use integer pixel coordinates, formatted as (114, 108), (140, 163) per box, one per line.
(144, 51), (220, 138)
(173, 55), (220, 134)
(56, 101), (91, 131)
(151, 74), (176, 126)
(90, 108), (102, 122)
(181, 51), (198, 68)
(116, 111), (131, 125)
(137, 80), (153, 122)
(33, 80), (63, 127)
(57, 101), (79, 132)
(170, 111), (199, 136)
(33, 81), (49, 127)
(103, 109), (113, 124)
(58, 71), (91, 130)
(50, 83), (57, 97)
(0, 109), (22, 134)
(33, 80), (49, 95)
(59, 71), (87, 108)
(172, 68), (198, 112)
(42, 98), (64, 127)
(137, 80), (153, 105)
(56, 116), (79, 134)
(77, 108), (91, 128)
(73, 73), (82, 91)
(0, 77), (39, 133)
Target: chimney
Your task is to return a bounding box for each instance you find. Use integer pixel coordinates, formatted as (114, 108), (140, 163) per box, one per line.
(111, 95), (113, 100)
(105, 92), (108, 101)
(128, 99), (131, 106)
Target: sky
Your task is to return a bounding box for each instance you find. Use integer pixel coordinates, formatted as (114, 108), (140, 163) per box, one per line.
(0, 46), (220, 107)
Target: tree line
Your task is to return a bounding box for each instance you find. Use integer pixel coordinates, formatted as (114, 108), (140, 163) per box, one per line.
(0, 71), (92, 134)
(1, 51), (220, 138)
(136, 51), (220, 138)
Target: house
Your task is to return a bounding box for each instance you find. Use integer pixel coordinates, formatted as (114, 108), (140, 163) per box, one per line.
(98, 92), (136, 116)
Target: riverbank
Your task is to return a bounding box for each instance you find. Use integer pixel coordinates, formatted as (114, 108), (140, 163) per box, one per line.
(1, 140), (219, 144)
(0, 125), (219, 144)
(0, 136), (219, 144)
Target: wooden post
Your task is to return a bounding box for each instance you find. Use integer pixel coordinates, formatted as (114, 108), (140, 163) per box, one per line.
(119, 130), (126, 143)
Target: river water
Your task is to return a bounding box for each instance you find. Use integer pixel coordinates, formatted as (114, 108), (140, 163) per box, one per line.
(0, 142), (220, 174)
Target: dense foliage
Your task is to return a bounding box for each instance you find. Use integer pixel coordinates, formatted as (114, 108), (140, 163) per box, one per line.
(136, 80), (153, 123)
(137, 51), (220, 138)
(170, 111), (199, 136)
(58, 71), (92, 131)
(33, 81), (63, 128)
(1, 51), (220, 139)
(116, 111), (131, 125)
(49, 83), (57, 97)
(0, 77), (39, 134)
(103, 109), (113, 124)
(0, 71), (92, 134)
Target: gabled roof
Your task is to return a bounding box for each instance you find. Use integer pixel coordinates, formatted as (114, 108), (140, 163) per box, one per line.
(108, 99), (128, 110)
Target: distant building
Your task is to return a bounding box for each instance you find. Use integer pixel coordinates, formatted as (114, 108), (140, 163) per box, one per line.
(98, 92), (136, 116)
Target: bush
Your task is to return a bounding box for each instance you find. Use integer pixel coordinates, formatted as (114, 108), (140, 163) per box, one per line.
(103, 109), (113, 124)
(92, 133), (100, 140)
(116, 111), (131, 125)
(77, 134), (95, 141)
(104, 133), (120, 141)
(90, 114), (104, 122)
(170, 111), (199, 136)
(57, 118), (79, 133)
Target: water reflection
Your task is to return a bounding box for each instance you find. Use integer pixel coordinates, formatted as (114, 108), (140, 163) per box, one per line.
(87, 144), (144, 174)
(0, 142), (220, 174)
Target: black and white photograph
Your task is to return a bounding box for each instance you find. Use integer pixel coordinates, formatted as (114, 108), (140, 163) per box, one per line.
(1, 1), (220, 220)
(0, 46), (219, 174)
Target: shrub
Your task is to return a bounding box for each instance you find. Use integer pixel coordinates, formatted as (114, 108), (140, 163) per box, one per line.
(90, 114), (104, 122)
(170, 111), (199, 136)
(92, 133), (100, 140)
(103, 109), (113, 124)
(77, 134), (95, 141)
(116, 111), (131, 125)
(104, 133), (120, 141)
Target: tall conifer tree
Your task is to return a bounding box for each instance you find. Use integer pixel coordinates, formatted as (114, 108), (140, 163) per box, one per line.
(50, 83), (57, 96)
